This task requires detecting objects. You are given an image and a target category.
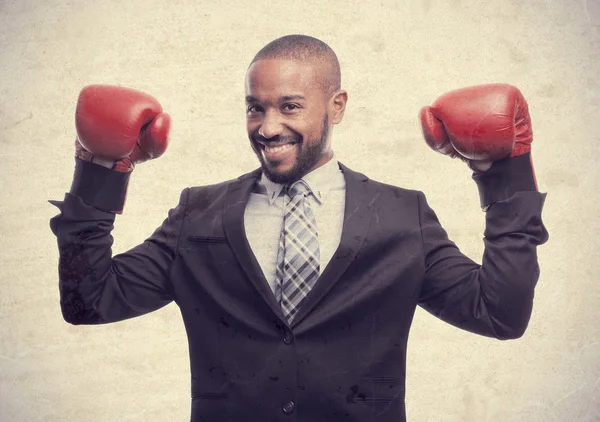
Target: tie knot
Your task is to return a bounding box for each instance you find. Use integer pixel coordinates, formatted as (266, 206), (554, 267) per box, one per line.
(287, 180), (311, 198)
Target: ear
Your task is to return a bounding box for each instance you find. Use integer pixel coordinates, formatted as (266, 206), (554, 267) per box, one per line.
(328, 90), (348, 124)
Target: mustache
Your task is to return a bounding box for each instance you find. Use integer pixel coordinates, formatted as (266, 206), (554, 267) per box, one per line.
(251, 133), (301, 145)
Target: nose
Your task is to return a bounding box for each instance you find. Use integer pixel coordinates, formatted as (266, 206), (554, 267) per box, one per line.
(258, 110), (284, 139)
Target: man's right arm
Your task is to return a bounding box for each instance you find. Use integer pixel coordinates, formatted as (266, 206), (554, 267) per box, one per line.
(49, 160), (188, 325)
(49, 85), (181, 325)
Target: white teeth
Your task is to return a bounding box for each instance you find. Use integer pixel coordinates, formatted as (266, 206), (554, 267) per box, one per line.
(265, 143), (294, 153)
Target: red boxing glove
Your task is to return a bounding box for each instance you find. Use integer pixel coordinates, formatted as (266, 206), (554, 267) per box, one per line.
(419, 84), (533, 172)
(75, 85), (170, 172)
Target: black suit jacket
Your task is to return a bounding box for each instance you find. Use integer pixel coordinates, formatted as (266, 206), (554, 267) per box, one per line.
(50, 153), (548, 421)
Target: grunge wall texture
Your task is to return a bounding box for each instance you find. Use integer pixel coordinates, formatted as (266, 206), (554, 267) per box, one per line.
(1, 0), (598, 420)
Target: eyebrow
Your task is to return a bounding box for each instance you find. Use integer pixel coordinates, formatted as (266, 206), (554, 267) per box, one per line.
(281, 95), (306, 102)
(245, 95), (306, 103)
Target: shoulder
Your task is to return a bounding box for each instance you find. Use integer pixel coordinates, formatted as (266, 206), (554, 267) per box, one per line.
(367, 178), (423, 201)
(338, 161), (423, 202)
(177, 168), (262, 207)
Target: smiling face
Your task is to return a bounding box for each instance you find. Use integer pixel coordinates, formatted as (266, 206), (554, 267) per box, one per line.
(245, 58), (347, 184)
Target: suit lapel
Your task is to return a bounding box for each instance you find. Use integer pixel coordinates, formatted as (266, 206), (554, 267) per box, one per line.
(290, 163), (376, 328)
(222, 168), (286, 320)
(221, 163), (377, 327)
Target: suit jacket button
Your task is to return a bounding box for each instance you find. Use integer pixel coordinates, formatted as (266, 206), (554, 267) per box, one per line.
(282, 400), (295, 414)
(283, 331), (293, 344)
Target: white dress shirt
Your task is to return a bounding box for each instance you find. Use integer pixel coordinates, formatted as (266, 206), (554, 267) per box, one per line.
(244, 155), (346, 295)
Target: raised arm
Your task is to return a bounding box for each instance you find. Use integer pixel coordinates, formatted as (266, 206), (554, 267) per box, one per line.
(49, 85), (183, 325)
(417, 84), (549, 339)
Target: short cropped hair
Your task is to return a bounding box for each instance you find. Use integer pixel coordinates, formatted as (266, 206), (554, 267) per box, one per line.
(250, 34), (341, 95)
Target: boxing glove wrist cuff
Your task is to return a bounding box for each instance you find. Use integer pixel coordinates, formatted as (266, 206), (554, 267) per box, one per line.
(70, 158), (131, 213)
(472, 152), (537, 210)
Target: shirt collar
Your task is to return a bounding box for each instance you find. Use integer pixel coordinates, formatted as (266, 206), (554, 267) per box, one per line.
(259, 153), (342, 205)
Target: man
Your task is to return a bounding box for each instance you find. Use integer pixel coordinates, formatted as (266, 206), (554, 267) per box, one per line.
(50, 35), (548, 421)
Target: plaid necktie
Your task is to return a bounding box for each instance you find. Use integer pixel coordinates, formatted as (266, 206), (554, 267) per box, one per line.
(275, 180), (320, 324)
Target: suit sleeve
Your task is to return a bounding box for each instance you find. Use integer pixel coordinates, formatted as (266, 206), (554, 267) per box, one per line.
(49, 158), (188, 325)
(417, 152), (549, 340)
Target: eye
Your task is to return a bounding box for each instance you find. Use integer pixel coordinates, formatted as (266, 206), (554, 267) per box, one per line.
(282, 103), (301, 112)
(246, 104), (263, 114)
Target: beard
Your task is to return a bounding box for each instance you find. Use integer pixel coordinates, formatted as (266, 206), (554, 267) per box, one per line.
(250, 114), (330, 185)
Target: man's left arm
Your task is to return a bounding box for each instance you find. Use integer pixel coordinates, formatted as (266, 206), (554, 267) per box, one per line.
(416, 84), (549, 340)
(418, 154), (548, 339)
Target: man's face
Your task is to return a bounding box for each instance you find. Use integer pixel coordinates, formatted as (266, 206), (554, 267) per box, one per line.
(245, 59), (333, 184)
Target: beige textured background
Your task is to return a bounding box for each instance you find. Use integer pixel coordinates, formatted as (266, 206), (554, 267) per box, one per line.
(1, 0), (599, 420)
